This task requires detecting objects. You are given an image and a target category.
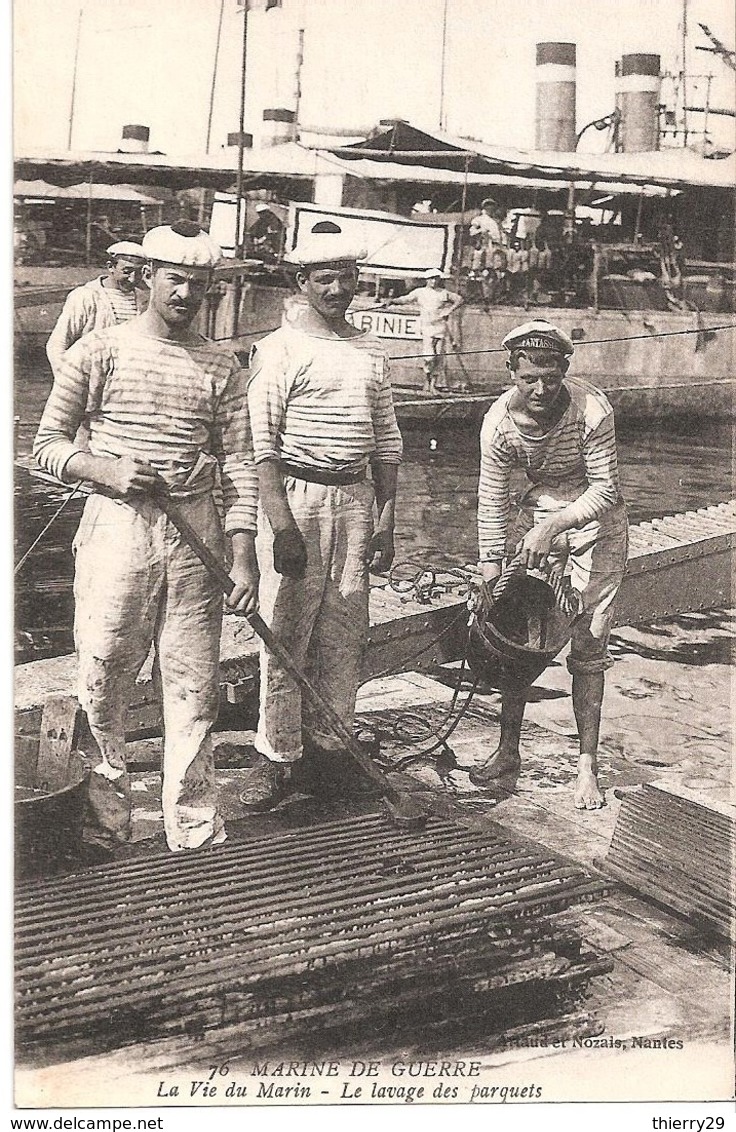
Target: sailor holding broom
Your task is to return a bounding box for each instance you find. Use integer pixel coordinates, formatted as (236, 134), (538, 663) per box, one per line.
(34, 221), (259, 852)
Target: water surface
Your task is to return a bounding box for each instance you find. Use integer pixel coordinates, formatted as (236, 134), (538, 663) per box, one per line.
(14, 360), (734, 663)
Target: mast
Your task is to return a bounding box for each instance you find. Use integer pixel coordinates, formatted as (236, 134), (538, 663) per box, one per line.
(455, 151), (469, 291)
(294, 27), (305, 140)
(205, 0), (226, 154)
(67, 5), (83, 150)
(681, 0), (689, 146)
(438, 0), (448, 131)
(235, 5), (249, 259)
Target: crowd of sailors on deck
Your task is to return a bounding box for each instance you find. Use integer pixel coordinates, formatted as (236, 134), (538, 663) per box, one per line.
(464, 198), (596, 308)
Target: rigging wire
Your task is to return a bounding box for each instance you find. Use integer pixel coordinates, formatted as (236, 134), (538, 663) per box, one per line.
(14, 483), (83, 576)
(214, 319), (736, 358)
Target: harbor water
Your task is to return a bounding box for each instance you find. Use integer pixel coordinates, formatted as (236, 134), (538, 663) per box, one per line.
(14, 360), (735, 664)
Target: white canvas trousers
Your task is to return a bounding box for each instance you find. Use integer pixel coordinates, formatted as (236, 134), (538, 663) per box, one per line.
(422, 332), (447, 380)
(73, 492), (226, 850)
(255, 477), (375, 763)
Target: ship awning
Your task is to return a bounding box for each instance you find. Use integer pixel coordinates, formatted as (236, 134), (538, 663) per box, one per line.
(14, 179), (163, 204)
(14, 179), (72, 199)
(15, 142), (679, 198)
(13, 144), (356, 192)
(327, 122), (736, 192)
(321, 157), (675, 197)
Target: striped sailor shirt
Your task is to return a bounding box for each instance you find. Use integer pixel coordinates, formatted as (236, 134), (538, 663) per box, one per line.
(247, 326), (403, 473)
(33, 321), (259, 535)
(105, 286), (139, 324)
(478, 377), (622, 562)
(46, 278), (142, 374)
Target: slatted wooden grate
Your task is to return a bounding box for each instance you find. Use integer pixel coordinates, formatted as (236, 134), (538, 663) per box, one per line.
(604, 785), (735, 941)
(16, 813), (612, 1055)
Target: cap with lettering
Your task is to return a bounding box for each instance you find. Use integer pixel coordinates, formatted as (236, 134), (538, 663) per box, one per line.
(501, 319), (574, 357)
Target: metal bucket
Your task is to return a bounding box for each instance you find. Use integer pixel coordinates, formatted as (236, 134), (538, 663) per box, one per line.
(468, 573), (576, 691)
(15, 748), (90, 879)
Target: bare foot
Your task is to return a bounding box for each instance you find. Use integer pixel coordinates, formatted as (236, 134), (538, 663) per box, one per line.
(469, 747), (521, 789)
(574, 769), (605, 810)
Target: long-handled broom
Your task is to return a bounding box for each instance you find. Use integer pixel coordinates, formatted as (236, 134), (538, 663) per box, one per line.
(154, 486), (427, 830)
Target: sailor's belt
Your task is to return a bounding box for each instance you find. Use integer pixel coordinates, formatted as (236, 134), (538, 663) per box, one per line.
(280, 462), (367, 487)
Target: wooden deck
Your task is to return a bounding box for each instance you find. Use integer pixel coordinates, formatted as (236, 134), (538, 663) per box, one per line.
(14, 502), (735, 1104)
(15, 605), (734, 1105)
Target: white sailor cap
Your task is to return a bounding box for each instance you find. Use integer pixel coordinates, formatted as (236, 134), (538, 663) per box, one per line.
(284, 221), (367, 267)
(106, 241), (145, 260)
(141, 221), (222, 269)
(422, 267), (444, 279)
(501, 319), (574, 357)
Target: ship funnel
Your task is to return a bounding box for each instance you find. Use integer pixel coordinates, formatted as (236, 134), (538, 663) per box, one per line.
(261, 108), (297, 147)
(535, 43), (577, 151)
(119, 124), (150, 154)
(615, 54), (661, 151)
(227, 131), (253, 149)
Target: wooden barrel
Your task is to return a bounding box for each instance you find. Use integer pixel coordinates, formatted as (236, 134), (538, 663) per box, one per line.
(15, 748), (89, 879)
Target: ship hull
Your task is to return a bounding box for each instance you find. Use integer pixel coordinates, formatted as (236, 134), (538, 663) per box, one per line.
(14, 276), (736, 422)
